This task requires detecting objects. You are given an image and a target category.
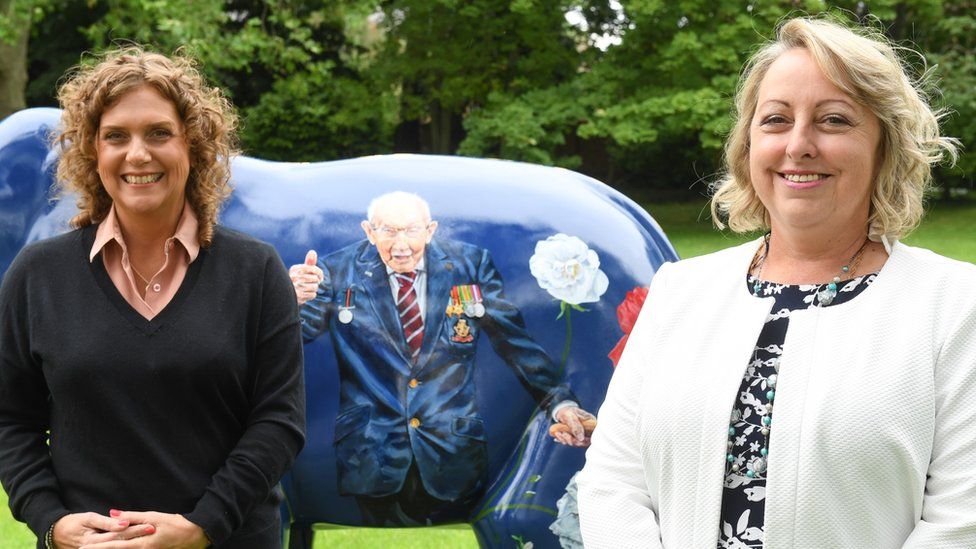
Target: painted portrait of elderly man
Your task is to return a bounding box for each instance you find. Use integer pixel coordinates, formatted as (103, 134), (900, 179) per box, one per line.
(289, 191), (594, 527)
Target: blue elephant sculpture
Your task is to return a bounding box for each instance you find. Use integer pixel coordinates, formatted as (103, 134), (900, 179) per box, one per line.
(0, 108), (677, 548)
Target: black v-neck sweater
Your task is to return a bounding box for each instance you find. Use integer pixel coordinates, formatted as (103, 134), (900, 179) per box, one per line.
(0, 225), (305, 547)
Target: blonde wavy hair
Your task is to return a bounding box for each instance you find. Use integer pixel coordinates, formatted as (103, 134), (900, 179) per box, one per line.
(710, 16), (959, 240)
(55, 46), (238, 247)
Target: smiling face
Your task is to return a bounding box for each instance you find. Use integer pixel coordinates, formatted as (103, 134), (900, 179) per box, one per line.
(361, 197), (437, 273)
(749, 48), (882, 238)
(95, 84), (190, 227)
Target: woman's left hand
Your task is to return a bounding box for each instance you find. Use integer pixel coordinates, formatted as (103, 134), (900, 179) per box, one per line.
(78, 511), (208, 549)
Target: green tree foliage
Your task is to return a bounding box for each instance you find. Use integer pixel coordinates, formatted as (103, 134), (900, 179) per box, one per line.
(82, 0), (394, 159)
(10, 0), (976, 192)
(24, 0), (101, 107)
(461, 0), (788, 188)
(0, 0), (50, 119)
(461, 0), (975, 193)
(19, 0), (393, 160)
(459, 83), (591, 168)
(373, 0), (584, 153)
(919, 2), (976, 186)
(242, 60), (396, 161)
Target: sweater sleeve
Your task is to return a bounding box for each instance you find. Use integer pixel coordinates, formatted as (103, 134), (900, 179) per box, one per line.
(0, 246), (70, 538)
(183, 247), (306, 545)
(577, 262), (670, 549)
(902, 294), (976, 547)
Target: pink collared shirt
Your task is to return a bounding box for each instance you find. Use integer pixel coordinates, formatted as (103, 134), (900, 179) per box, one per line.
(90, 203), (200, 320)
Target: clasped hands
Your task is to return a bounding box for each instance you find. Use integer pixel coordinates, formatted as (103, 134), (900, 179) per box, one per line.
(552, 406), (597, 448)
(52, 510), (207, 549)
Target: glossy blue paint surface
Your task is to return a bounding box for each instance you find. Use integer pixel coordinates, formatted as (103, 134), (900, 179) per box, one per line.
(0, 108), (678, 548)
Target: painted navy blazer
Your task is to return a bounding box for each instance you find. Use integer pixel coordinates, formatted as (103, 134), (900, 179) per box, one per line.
(300, 237), (575, 501)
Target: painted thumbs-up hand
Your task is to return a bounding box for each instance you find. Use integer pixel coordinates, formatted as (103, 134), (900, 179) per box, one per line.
(289, 250), (324, 305)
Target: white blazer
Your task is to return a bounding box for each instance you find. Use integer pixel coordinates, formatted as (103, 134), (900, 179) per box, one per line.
(578, 240), (976, 548)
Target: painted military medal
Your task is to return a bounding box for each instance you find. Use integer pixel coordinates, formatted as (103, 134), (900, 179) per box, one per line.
(450, 284), (485, 318)
(470, 285), (485, 317)
(338, 287), (355, 324)
(447, 285), (483, 342)
(446, 286), (465, 317)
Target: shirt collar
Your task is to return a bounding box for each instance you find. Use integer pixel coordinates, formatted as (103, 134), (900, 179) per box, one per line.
(89, 202), (201, 262)
(90, 205), (123, 262)
(173, 202), (200, 262)
(385, 257), (426, 276)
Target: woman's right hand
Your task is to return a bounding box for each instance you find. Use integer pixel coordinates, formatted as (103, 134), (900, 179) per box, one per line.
(52, 513), (155, 548)
(289, 250), (324, 305)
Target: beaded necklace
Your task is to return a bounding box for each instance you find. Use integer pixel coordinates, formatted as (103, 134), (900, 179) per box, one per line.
(728, 233), (870, 478)
(750, 233), (870, 306)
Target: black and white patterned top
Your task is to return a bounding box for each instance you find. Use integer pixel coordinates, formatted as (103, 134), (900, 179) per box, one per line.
(716, 273), (877, 548)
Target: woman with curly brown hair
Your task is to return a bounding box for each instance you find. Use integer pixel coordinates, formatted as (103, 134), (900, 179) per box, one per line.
(0, 47), (305, 548)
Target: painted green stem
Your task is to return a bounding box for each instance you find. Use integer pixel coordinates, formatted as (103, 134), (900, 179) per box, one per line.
(559, 304), (572, 378)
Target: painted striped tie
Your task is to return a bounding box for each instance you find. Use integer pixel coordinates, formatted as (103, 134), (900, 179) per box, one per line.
(395, 271), (423, 361)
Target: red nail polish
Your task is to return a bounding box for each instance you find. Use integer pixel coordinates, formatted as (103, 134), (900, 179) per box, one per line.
(146, 524), (156, 534)
(110, 509), (121, 517)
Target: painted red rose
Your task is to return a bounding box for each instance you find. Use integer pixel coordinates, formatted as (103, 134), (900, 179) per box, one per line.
(608, 286), (649, 367)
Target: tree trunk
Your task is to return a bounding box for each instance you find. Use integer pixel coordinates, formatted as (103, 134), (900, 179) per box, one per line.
(889, 2), (909, 41)
(0, 0), (29, 121)
(429, 100), (454, 154)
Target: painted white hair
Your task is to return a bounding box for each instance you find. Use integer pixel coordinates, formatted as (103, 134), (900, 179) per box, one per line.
(366, 191), (432, 223)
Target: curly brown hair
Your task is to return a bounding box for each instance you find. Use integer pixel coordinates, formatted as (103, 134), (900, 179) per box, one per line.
(55, 46), (239, 247)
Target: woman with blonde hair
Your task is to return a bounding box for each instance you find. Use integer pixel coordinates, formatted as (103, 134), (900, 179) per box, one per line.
(578, 16), (975, 548)
(0, 47), (305, 548)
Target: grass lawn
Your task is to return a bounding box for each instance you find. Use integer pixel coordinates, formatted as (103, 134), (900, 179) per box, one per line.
(0, 490), (480, 548)
(0, 199), (972, 548)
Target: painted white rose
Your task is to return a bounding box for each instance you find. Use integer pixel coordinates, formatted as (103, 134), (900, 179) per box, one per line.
(529, 234), (609, 305)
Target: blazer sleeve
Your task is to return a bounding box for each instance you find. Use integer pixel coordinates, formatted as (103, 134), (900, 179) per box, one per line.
(299, 257), (335, 342)
(0, 247), (70, 539)
(475, 247), (577, 412)
(902, 296), (976, 547)
(577, 262), (672, 549)
(184, 248), (306, 545)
